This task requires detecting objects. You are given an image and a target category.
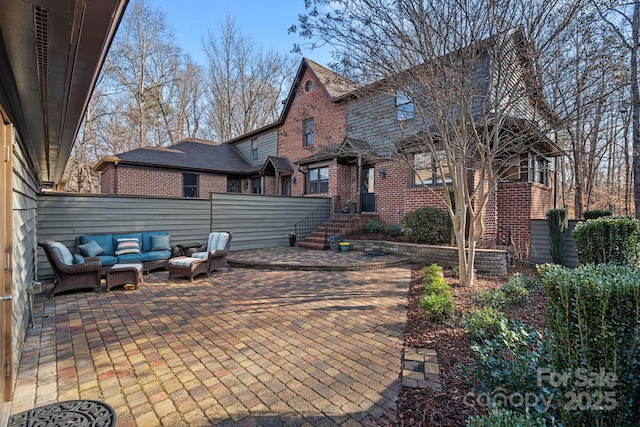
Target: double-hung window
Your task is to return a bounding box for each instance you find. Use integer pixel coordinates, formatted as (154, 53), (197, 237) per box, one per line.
(183, 173), (199, 198)
(250, 138), (258, 161)
(303, 118), (314, 146)
(528, 153), (550, 186)
(412, 150), (451, 186)
(396, 90), (414, 120)
(308, 166), (329, 194)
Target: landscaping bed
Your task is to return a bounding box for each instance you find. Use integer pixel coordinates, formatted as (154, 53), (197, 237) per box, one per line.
(377, 263), (547, 427)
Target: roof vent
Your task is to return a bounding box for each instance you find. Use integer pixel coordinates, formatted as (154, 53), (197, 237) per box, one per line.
(34, 5), (49, 102)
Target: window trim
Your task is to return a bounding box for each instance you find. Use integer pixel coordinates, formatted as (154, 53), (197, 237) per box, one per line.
(411, 150), (452, 187)
(306, 165), (329, 194)
(303, 118), (314, 147)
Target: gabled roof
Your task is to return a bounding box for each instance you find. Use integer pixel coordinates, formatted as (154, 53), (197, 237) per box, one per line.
(297, 138), (376, 165)
(260, 156), (295, 175)
(279, 58), (358, 123)
(94, 139), (258, 174)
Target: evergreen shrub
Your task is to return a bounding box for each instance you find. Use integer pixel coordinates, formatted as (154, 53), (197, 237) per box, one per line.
(546, 209), (568, 264)
(572, 217), (640, 266)
(403, 207), (452, 244)
(539, 263), (640, 427)
(583, 209), (613, 220)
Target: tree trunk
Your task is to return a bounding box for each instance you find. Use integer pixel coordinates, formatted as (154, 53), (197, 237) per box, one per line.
(633, 0), (640, 218)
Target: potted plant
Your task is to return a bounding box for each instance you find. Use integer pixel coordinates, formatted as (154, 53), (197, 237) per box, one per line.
(327, 235), (341, 251)
(287, 231), (296, 247)
(339, 241), (350, 252)
(346, 198), (357, 213)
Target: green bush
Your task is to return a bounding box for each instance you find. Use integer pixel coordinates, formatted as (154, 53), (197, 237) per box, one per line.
(500, 273), (532, 307)
(539, 263), (640, 427)
(464, 319), (550, 414)
(402, 207), (452, 244)
(461, 307), (508, 342)
(473, 289), (508, 309)
(420, 293), (455, 322)
(572, 217), (640, 266)
(546, 209), (568, 264)
(466, 410), (557, 427)
(423, 263), (444, 281)
(420, 263), (454, 322)
(583, 209), (613, 220)
(365, 219), (383, 233)
(384, 223), (402, 236)
(473, 273), (534, 309)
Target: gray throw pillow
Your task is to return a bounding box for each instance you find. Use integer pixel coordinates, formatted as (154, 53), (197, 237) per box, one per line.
(150, 234), (171, 251)
(79, 240), (105, 257)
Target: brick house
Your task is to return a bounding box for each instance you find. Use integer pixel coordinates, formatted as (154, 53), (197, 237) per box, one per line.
(96, 34), (561, 255)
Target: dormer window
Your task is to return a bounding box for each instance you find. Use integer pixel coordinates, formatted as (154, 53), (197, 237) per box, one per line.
(304, 80), (313, 92)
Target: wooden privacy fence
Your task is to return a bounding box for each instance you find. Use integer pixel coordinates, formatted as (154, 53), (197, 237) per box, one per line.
(36, 192), (329, 279)
(529, 219), (579, 268)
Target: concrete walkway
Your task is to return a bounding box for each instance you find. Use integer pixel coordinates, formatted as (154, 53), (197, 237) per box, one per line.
(12, 248), (411, 426)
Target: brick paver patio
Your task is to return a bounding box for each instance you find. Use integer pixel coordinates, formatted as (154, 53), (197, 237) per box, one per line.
(12, 252), (410, 426)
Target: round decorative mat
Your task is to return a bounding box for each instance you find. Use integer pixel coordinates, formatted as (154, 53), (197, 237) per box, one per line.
(9, 400), (116, 427)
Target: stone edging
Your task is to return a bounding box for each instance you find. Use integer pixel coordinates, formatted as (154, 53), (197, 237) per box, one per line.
(401, 347), (442, 391)
(348, 240), (508, 275)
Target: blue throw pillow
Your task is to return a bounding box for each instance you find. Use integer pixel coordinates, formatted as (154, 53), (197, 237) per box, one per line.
(72, 254), (85, 264)
(150, 234), (171, 251)
(79, 240), (105, 257)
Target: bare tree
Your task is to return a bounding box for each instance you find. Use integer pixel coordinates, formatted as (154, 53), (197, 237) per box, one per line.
(546, 9), (628, 218)
(293, 0), (582, 286)
(203, 13), (297, 141)
(594, 0), (640, 218)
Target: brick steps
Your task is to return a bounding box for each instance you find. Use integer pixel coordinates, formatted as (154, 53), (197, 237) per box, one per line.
(297, 214), (360, 250)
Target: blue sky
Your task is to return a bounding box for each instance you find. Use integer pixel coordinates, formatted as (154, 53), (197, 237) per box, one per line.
(151, 0), (333, 67)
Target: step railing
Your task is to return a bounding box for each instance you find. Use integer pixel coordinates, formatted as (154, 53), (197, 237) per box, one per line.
(294, 198), (333, 239)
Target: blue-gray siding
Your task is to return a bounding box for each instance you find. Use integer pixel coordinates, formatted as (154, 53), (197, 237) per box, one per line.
(231, 129), (278, 167)
(36, 192), (329, 279)
(12, 138), (38, 382)
(529, 219), (579, 268)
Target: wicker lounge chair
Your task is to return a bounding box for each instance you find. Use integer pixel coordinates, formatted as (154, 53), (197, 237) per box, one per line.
(38, 241), (102, 296)
(191, 231), (233, 274)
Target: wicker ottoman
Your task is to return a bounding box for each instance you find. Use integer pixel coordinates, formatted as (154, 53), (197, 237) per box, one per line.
(106, 263), (143, 291)
(168, 256), (208, 282)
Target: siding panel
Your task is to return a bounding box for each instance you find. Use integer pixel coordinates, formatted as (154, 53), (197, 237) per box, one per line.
(37, 192), (329, 278)
(529, 219), (578, 268)
(12, 138), (38, 383)
(232, 129), (278, 166)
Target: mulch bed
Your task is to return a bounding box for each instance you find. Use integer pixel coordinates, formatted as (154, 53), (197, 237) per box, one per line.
(363, 241), (547, 426)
